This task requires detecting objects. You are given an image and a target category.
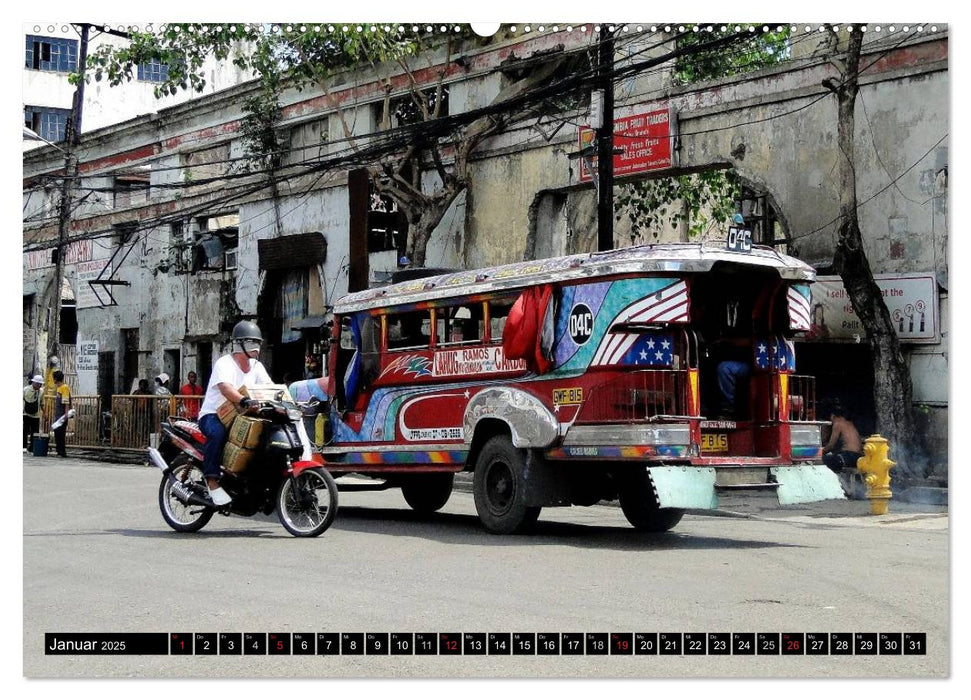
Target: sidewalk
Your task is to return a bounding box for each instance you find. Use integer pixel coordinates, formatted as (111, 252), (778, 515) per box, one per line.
(450, 472), (947, 523)
(25, 451), (947, 525)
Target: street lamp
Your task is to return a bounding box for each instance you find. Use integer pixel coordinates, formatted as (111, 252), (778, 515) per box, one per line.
(23, 126), (66, 152)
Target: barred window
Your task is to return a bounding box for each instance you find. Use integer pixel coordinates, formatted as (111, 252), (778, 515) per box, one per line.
(137, 59), (170, 83)
(25, 35), (78, 73)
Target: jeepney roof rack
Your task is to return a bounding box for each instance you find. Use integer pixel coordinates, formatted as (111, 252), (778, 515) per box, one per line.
(335, 242), (815, 314)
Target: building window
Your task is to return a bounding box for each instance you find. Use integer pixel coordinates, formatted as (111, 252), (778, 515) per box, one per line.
(192, 213), (239, 272)
(137, 59), (170, 83)
(25, 35), (78, 73)
(24, 106), (71, 143)
(112, 170), (151, 208)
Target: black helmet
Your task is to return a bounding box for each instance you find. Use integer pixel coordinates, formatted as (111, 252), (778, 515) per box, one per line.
(232, 320), (263, 355)
(231, 320), (263, 342)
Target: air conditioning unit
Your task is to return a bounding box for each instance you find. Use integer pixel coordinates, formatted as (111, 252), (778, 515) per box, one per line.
(224, 249), (238, 271)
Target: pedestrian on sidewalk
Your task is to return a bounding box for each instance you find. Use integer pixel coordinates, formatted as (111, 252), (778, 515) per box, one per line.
(51, 370), (71, 458)
(23, 374), (44, 452)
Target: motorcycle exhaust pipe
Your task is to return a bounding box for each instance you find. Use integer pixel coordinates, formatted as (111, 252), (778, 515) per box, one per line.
(148, 448), (215, 509)
(147, 447), (170, 473)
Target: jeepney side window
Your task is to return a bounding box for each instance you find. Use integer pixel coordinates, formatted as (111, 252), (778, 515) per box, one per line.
(387, 310), (431, 350)
(437, 304), (484, 347)
(488, 298), (516, 343)
(359, 313), (381, 385)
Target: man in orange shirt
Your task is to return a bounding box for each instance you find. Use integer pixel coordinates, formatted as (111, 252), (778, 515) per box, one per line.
(179, 371), (204, 420)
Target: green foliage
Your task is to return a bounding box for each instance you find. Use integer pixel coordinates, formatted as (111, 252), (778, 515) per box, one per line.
(79, 24), (473, 168)
(674, 26), (791, 85)
(615, 169), (740, 241)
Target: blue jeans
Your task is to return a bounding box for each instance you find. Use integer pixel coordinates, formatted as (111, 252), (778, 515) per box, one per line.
(717, 360), (751, 414)
(199, 413), (227, 480)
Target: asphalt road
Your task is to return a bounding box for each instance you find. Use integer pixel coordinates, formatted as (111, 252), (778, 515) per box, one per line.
(23, 454), (949, 679)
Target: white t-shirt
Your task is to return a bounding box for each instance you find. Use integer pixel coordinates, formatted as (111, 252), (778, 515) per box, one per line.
(198, 353), (272, 418)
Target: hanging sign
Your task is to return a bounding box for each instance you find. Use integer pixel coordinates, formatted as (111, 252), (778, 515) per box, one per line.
(577, 105), (674, 183)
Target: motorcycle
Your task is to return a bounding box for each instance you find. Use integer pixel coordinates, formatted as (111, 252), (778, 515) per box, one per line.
(147, 394), (338, 537)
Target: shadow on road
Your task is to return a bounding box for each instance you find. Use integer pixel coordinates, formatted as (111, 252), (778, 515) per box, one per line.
(330, 506), (808, 551)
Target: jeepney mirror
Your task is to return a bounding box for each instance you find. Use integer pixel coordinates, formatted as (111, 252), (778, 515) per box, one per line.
(339, 320), (356, 350)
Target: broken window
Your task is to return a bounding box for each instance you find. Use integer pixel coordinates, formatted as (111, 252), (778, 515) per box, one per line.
(367, 190), (408, 254)
(25, 35), (78, 73)
(499, 49), (589, 115)
(24, 106), (71, 143)
(112, 168), (151, 208)
(180, 144), (231, 190)
(384, 86), (450, 128)
(283, 117), (329, 167)
(192, 213), (239, 272)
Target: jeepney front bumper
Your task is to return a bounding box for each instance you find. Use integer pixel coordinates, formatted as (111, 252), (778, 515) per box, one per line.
(647, 464), (846, 510)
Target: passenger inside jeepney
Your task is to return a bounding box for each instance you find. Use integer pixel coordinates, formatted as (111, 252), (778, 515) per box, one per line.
(388, 312), (430, 349)
(692, 274), (757, 420)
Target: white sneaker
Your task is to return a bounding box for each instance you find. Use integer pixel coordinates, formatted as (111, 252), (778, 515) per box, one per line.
(208, 486), (232, 506)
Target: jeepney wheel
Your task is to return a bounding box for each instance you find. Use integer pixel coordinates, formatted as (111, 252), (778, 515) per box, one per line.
(401, 473), (455, 514)
(473, 436), (541, 535)
(618, 467), (684, 532)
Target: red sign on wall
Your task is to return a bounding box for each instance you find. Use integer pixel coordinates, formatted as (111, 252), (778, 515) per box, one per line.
(578, 107), (674, 183)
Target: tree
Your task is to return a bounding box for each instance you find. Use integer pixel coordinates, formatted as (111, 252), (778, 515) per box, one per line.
(616, 169), (740, 242)
(80, 24), (575, 266)
(822, 25), (923, 479)
(616, 27), (788, 244)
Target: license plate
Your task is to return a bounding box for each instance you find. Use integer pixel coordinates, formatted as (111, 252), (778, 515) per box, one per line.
(700, 433), (729, 452)
(553, 387), (583, 405)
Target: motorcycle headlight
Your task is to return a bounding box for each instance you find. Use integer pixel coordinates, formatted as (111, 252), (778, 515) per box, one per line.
(286, 407), (303, 421)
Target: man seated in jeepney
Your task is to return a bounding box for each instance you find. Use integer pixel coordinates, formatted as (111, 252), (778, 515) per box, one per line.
(698, 294), (753, 420)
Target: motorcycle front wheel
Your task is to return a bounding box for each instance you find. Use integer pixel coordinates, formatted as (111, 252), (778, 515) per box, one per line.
(158, 457), (214, 533)
(277, 467), (339, 537)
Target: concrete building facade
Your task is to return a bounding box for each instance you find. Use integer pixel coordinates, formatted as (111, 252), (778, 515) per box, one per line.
(22, 25), (948, 473)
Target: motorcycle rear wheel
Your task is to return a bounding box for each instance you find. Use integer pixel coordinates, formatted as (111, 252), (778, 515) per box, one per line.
(277, 467), (339, 537)
(158, 457), (214, 533)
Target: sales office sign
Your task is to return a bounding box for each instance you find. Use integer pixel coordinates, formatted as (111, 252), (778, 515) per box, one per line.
(810, 273), (940, 344)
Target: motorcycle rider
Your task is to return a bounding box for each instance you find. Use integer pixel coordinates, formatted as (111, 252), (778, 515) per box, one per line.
(197, 321), (271, 506)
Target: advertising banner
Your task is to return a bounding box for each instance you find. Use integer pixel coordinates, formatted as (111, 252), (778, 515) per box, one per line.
(808, 273), (939, 344)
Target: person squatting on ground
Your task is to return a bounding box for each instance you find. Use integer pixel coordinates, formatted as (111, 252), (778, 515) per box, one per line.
(196, 321), (270, 506)
(822, 404), (863, 473)
(51, 370), (71, 458)
(23, 374), (44, 452)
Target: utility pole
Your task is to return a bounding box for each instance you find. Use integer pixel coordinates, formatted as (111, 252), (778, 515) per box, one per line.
(595, 26), (616, 252)
(48, 23), (89, 360)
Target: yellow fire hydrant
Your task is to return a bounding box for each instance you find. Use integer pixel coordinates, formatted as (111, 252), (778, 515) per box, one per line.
(856, 435), (895, 515)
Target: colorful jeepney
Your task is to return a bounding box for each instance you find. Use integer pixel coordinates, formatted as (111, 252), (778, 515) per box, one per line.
(305, 243), (844, 534)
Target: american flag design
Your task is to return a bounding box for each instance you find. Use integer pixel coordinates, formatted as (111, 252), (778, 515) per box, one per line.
(593, 333), (675, 367)
(787, 284), (812, 331)
(617, 280), (690, 324)
(755, 338), (796, 371)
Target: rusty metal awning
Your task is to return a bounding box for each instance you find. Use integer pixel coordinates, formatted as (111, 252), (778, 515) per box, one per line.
(291, 315), (329, 331)
(258, 232), (327, 271)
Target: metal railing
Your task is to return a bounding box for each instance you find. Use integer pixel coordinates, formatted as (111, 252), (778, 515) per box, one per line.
(786, 374), (817, 422)
(575, 370), (692, 424)
(37, 394), (204, 450)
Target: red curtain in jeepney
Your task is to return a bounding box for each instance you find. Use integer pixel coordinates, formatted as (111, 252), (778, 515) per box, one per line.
(503, 284), (554, 374)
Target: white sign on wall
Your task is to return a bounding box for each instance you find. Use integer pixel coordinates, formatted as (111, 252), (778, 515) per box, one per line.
(76, 340), (99, 395)
(809, 273), (939, 344)
(74, 261), (111, 309)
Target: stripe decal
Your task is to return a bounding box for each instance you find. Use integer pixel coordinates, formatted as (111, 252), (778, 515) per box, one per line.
(787, 285), (811, 330)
